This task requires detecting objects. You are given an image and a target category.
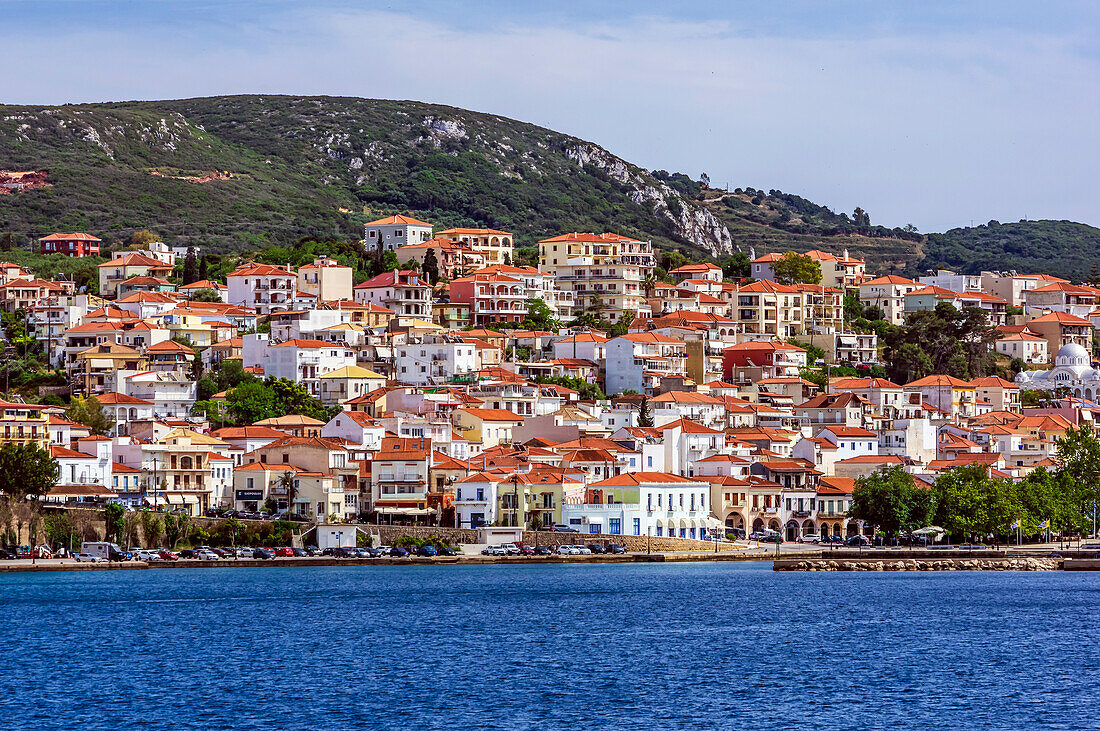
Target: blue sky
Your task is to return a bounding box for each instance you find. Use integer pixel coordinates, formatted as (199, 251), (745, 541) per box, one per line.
(1, 0), (1097, 232)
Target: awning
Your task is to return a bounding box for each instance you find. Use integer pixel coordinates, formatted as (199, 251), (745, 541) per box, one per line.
(376, 506), (432, 516)
(165, 493), (200, 505)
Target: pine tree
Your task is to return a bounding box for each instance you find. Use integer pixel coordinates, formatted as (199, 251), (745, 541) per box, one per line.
(638, 396), (653, 428)
(198, 256), (209, 282)
(422, 247), (440, 284)
(182, 248), (199, 284)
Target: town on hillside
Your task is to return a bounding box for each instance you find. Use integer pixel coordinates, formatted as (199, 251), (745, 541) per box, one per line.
(1, 218), (1097, 552)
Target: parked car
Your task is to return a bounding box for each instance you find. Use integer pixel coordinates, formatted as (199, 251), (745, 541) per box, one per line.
(798, 533), (822, 544)
(135, 549), (159, 561)
(586, 543), (606, 554)
(555, 544), (578, 555)
(846, 535), (871, 547)
(550, 524), (578, 533)
(73, 553), (106, 563)
(416, 545), (438, 557)
(273, 547), (293, 557)
(291, 548), (307, 557)
(157, 549), (178, 561)
(482, 545), (508, 556)
(499, 542), (521, 555)
(575, 545), (592, 555)
(517, 545), (535, 556)
(608, 544), (627, 554)
(388, 546), (410, 558)
(438, 546), (458, 556)
(364, 547), (385, 558)
(195, 549), (220, 561)
(252, 548), (275, 559)
(305, 546), (322, 556)
(0, 548), (17, 560)
(234, 547), (252, 557)
(534, 545), (553, 555)
(178, 549), (198, 559)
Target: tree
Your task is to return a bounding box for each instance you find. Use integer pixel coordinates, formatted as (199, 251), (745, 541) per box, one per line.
(226, 380), (277, 425)
(891, 343), (933, 383)
(278, 471), (298, 516)
(848, 466), (926, 538)
(198, 256), (209, 282)
(852, 207), (870, 228)
(66, 396), (111, 435)
(196, 376), (218, 402)
(720, 253), (750, 279)
(182, 248), (199, 284)
(103, 503), (125, 543)
(422, 247), (439, 284)
(524, 298), (560, 331)
(699, 172), (711, 188)
(1054, 424), (1100, 522)
(608, 311), (635, 337)
(771, 251), (822, 285)
(638, 396), (654, 428)
(0, 443), (59, 550)
(189, 287), (222, 303)
(128, 229), (160, 247)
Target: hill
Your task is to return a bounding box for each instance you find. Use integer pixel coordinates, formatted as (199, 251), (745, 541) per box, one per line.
(700, 188), (925, 273)
(0, 95), (731, 257)
(920, 220), (1100, 280)
(1, 94), (1096, 280)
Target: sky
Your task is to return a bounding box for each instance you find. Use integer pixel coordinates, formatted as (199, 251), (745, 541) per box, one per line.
(1, 0), (1097, 232)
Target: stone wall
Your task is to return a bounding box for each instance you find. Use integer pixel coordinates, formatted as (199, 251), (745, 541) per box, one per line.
(775, 557), (1062, 571)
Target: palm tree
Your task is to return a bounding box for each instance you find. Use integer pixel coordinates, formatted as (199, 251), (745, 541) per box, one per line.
(278, 471), (298, 518)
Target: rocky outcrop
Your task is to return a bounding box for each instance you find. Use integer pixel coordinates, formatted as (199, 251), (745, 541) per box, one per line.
(776, 557), (1061, 571)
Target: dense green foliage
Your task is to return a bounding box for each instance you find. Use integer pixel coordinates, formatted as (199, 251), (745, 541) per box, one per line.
(771, 251), (822, 285)
(923, 220), (1100, 281)
(879, 303), (1000, 383)
(852, 425), (1100, 541)
(0, 95), (725, 257)
(849, 466), (934, 537)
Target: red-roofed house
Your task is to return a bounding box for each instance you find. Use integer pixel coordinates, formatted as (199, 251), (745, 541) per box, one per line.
(365, 214), (433, 252)
(226, 263), (297, 316)
(39, 232), (101, 257)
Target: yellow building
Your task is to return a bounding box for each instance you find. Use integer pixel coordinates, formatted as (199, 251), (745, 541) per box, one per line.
(537, 232), (655, 323)
(438, 228), (514, 267)
(0, 399), (49, 448)
(297, 256), (353, 302)
(318, 365), (388, 405)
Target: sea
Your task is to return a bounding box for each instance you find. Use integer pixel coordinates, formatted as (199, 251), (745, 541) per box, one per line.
(1, 561), (1098, 730)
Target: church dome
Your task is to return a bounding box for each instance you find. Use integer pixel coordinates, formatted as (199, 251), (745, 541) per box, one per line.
(1055, 342), (1090, 366)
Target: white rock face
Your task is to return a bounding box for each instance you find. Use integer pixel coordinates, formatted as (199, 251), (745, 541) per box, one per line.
(422, 116), (467, 139)
(568, 143), (735, 255)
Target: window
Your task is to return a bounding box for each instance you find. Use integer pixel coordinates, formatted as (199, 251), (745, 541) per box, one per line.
(608, 518), (621, 535)
(633, 518), (641, 536)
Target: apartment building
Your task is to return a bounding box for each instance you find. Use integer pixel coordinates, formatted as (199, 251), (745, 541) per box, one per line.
(39, 232), (102, 258)
(354, 270), (431, 317)
(858, 275), (920, 325)
(364, 214), (433, 252)
(296, 256), (353, 302)
(437, 228), (515, 267)
(538, 232), (655, 323)
(226, 263), (297, 316)
(604, 333), (689, 395)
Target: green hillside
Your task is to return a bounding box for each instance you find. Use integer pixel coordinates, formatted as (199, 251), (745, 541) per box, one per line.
(920, 220), (1100, 280)
(0, 95), (731, 257)
(0, 94), (1095, 280)
(701, 188), (924, 273)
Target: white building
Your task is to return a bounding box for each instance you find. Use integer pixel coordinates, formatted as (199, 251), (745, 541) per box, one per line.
(604, 333), (687, 395)
(226, 263), (297, 316)
(562, 472), (714, 539)
(244, 335), (356, 397)
(364, 214), (434, 252)
(394, 340), (477, 386)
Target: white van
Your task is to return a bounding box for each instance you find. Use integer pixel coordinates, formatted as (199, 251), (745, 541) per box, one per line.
(81, 542), (126, 561)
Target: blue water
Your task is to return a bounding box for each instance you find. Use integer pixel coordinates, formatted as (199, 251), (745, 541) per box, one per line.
(2, 562), (1098, 730)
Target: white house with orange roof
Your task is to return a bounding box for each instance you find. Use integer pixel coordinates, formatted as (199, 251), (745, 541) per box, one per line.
(649, 391), (727, 429)
(1023, 281), (1099, 319)
(604, 332), (688, 395)
(97, 253), (174, 297)
(365, 214), (433, 252)
(354, 269), (431, 317)
(537, 232), (654, 323)
(243, 334), (356, 396)
(995, 331), (1048, 365)
(226, 262), (297, 315)
(562, 472), (714, 538)
(552, 331), (607, 362)
(178, 279), (229, 302)
(970, 376), (1021, 413)
(858, 275), (920, 325)
(980, 271), (1067, 308)
(670, 262), (723, 283)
